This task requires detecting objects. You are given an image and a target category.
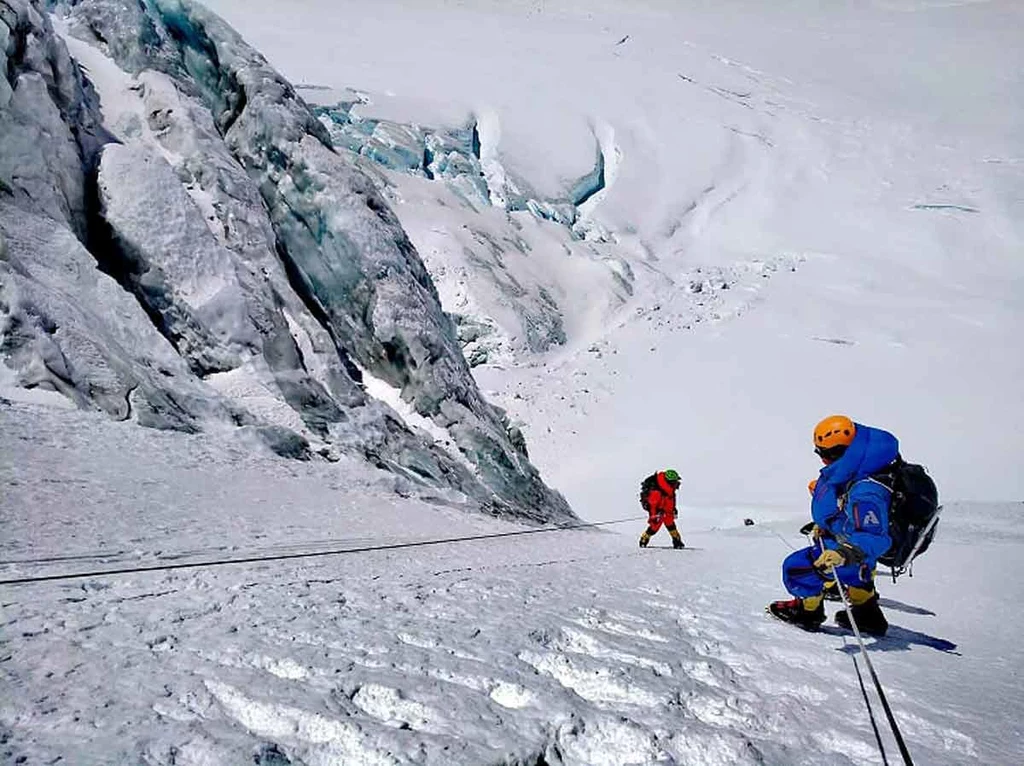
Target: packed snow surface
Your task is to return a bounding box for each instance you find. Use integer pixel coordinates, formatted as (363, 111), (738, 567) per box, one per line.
(3, 402), (1022, 765)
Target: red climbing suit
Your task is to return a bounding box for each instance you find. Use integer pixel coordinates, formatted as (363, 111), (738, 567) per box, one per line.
(644, 472), (678, 532)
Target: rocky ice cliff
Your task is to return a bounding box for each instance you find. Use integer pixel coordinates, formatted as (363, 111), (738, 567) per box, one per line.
(0, 0), (573, 523)
(312, 98), (634, 369)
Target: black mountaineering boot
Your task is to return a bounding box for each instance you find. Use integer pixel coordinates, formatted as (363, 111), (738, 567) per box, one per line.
(768, 597), (826, 631)
(667, 524), (685, 549)
(835, 594), (889, 636)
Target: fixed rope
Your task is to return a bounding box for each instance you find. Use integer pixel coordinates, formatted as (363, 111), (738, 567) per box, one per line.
(786, 532), (913, 766)
(843, 633), (890, 766)
(0, 515), (646, 586)
(772, 529), (799, 551)
(830, 562), (915, 766)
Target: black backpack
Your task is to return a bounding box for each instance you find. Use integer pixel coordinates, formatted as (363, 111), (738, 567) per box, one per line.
(870, 458), (941, 579)
(639, 473), (660, 511)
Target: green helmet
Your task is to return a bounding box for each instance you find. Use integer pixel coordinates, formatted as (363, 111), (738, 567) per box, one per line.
(663, 469), (681, 483)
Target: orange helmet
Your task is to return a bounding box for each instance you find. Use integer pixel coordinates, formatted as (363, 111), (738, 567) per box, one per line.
(813, 415), (855, 462)
(814, 415), (855, 448)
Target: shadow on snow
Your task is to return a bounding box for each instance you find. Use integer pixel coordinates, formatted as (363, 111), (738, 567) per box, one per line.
(821, 624), (960, 656)
(878, 597), (937, 617)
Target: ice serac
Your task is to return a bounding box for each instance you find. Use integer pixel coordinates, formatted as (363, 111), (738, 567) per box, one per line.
(0, 0), (91, 235)
(151, 0), (570, 520)
(96, 143), (244, 375)
(313, 102), (630, 367)
(0, 0), (221, 434)
(1, 206), (233, 432)
(0, 0), (572, 522)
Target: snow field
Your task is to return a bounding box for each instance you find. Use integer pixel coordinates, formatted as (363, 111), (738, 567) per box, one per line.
(3, 401), (1021, 765)
(201, 0), (1024, 508)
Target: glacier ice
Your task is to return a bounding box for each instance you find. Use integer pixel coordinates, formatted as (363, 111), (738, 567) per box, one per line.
(0, 0), (573, 522)
(312, 95), (629, 368)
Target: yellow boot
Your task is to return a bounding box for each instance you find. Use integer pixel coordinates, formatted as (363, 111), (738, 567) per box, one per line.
(667, 524), (685, 549)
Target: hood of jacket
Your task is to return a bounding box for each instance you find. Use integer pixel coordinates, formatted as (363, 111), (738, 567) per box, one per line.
(821, 423), (899, 486)
(812, 423), (899, 525)
(657, 472), (677, 497)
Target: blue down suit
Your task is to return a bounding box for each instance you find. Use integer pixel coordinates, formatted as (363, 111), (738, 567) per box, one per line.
(783, 424), (899, 597)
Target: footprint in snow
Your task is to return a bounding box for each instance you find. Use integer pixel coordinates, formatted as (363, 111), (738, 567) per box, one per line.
(351, 682), (441, 733)
(518, 649), (663, 707)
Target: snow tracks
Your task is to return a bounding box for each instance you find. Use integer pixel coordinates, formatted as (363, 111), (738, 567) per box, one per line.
(0, 526), (978, 765)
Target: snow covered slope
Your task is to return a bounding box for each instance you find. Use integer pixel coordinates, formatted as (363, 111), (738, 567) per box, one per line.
(2, 400), (1022, 765)
(3, 0), (1023, 763)
(202, 0), (1024, 517)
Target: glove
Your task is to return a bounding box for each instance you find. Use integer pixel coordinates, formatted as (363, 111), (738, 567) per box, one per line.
(799, 521), (821, 538)
(813, 548), (848, 570)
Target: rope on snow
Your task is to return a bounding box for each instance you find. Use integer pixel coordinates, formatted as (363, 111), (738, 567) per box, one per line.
(0, 515), (647, 586)
(844, 632), (890, 766)
(830, 562), (915, 766)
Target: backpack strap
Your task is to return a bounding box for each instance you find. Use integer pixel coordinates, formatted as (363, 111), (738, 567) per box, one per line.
(840, 471), (895, 511)
(866, 455), (902, 492)
(861, 476), (893, 492)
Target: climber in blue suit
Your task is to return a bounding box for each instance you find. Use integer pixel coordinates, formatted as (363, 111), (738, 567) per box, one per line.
(768, 415), (898, 636)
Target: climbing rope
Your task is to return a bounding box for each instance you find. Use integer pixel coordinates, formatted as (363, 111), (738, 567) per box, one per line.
(0, 515), (647, 586)
(772, 528), (799, 551)
(843, 632), (890, 766)
(783, 533), (914, 766)
(830, 563), (915, 766)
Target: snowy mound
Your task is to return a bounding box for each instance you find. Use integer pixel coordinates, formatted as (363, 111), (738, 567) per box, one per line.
(0, 0), (572, 522)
